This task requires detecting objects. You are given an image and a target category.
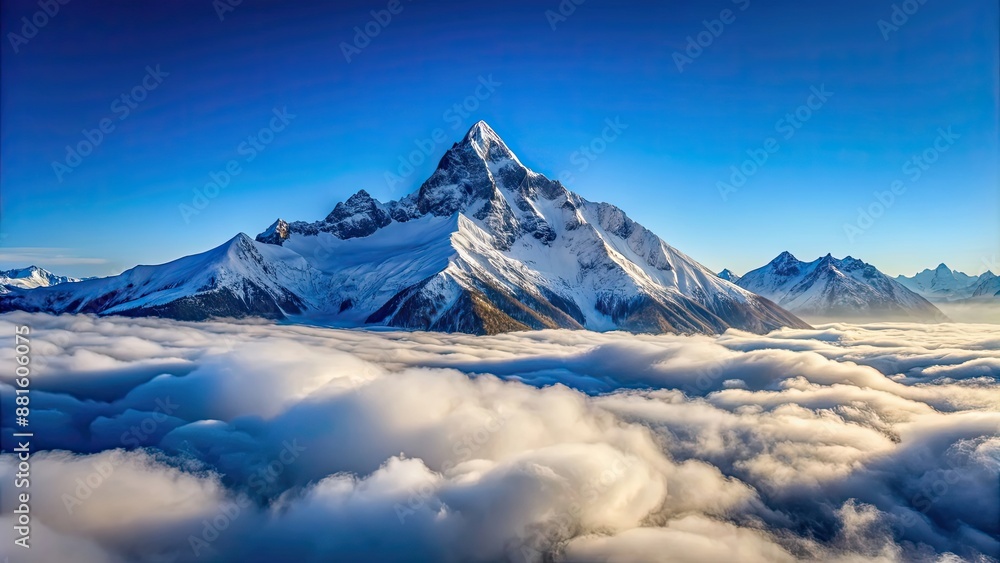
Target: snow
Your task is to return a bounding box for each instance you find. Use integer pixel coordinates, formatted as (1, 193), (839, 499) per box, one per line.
(738, 253), (946, 321)
(0, 266), (82, 290)
(896, 264), (992, 302)
(1, 121), (807, 334)
(281, 215), (460, 320)
(718, 269), (741, 283)
(465, 120), (524, 167)
(971, 271), (1000, 298)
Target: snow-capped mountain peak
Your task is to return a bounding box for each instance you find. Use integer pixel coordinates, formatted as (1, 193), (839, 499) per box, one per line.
(768, 251), (803, 275)
(717, 269), (741, 283)
(321, 189), (392, 239)
(403, 120), (544, 224)
(738, 253), (946, 321)
(895, 263), (982, 302)
(0, 265), (82, 291)
(0, 233), (309, 319)
(971, 270), (1000, 299)
(2, 121), (809, 335)
(463, 120), (521, 165)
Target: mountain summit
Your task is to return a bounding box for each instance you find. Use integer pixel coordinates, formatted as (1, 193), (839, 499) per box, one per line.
(463, 120), (520, 163)
(0, 266), (81, 293)
(1, 122), (808, 334)
(737, 252), (947, 321)
(970, 271), (1000, 299)
(895, 264), (983, 302)
(717, 269), (741, 283)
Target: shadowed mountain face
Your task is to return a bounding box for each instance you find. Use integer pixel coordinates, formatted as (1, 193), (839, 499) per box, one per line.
(970, 272), (1000, 298)
(717, 269), (741, 284)
(738, 252), (948, 322)
(1, 122), (808, 335)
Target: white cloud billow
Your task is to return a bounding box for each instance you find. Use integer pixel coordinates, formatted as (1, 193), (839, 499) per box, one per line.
(0, 312), (996, 562)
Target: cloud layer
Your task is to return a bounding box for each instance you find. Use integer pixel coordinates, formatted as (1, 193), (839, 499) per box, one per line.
(0, 313), (997, 562)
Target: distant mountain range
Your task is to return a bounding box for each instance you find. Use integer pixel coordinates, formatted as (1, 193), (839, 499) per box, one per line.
(895, 264), (999, 302)
(3, 124), (985, 330)
(733, 252), (947, 322)
(0, 122), (808, 335)
(0, 266), (82, 293)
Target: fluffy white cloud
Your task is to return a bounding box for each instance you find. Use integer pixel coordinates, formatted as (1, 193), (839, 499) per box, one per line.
(0, 312), (996, 562)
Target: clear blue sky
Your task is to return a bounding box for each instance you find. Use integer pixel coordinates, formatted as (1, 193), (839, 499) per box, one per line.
(1, 0), (997, 278)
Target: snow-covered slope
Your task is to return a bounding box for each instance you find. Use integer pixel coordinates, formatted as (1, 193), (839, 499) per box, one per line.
(718, 269), (741, 284)
(895, 264), (981, 302)
(264, 121), (807, 334)
(1, 121), (808, 335)
(0, 235), (315, 320)
(970, 271), (1000, 299)
(0, 266), (82, 293)
(737, 252), (947, 321)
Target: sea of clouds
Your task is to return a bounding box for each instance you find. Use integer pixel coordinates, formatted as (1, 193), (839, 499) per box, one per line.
(0, 312), (997, 562)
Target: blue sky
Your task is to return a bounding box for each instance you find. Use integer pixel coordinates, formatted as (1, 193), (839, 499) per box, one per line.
(1, 0), (997, 278)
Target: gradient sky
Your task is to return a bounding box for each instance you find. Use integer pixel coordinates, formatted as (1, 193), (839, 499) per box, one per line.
(1, 0), (997, 278)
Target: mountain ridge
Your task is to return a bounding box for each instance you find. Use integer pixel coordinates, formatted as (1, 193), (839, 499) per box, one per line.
(0, 266), (82, 293)
(896, 264), (997, 302)
(1, 121), (808, 334)
(738, 252), (947, 321)
(717, 269), (741, 283)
